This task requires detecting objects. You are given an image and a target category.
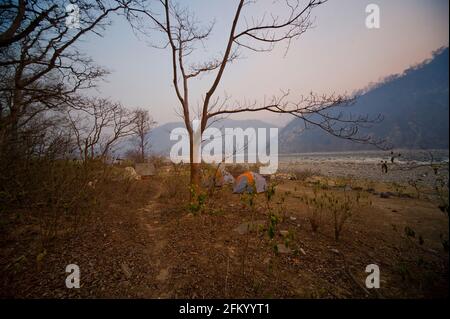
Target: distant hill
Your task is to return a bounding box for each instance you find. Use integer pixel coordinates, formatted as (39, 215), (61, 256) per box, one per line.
(279, 47), (449, 153)
(141, 118), (278, 156)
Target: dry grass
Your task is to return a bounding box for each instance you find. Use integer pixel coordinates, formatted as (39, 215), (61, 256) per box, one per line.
(0, 164), (448, 298)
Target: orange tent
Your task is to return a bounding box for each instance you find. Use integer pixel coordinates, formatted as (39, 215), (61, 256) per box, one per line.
(233, 171), (267, 193)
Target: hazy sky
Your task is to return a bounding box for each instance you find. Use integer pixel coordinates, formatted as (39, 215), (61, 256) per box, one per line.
(80, 0), (449, 126)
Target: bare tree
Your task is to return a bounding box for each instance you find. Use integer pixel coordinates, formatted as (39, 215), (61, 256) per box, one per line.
(132, 108), (156, 162)
(0, 0), (56, 48)
(0, 0), (130, 156)
(67, 98), (138, 162)
(124, 0), (384, 189)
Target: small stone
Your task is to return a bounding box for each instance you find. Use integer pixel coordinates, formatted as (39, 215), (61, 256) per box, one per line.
(276, 244), (292, 254)
(380, 192), (391, 199)
(330, 248), (340, 255)
(156, 268), (169, 282)
(234, 223), (251, 235)
(300, 248), (306, 255)
(289, 216), (297, 221)
(186, 213), (194, 218)
(228, 247), (236, 255)
(233, 221), (265, 235)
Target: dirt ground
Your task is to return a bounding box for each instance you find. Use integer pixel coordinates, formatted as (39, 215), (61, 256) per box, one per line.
(0, 170), (448, 298)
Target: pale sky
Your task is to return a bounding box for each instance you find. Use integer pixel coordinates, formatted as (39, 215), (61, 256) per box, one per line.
(79, 0), (449, 126)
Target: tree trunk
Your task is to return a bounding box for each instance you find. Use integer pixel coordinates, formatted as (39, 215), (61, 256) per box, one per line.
(190, 163), (201, 189)
(189, 130), (201, 191)
(7, 89), (22, 158)
(140, 139), (145, 162)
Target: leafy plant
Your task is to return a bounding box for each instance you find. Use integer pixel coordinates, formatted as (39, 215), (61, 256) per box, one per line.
(268, 213), (279, 239)
(188, 186), (207, 214)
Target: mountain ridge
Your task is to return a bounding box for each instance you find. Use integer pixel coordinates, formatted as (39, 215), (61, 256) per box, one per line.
(279, 47), (449, 153)
(142, 118), (279, 155)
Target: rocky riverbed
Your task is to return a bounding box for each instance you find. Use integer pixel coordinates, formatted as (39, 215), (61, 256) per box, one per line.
(279, 161), (449, 187)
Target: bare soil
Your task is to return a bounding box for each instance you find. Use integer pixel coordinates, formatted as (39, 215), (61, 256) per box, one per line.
(0, 171), (448, 298)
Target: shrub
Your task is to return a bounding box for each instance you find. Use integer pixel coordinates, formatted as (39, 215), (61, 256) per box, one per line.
(292, 169), (317, 181)
(299, 187), (370, 240)
(1, 158), (109, 243)
(298, 187), (325, 233)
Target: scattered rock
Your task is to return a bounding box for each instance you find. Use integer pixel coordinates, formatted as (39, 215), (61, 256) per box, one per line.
(124, 167), (141, 180)
(228, 247), (236, 256)
(233, 221), (265, 235)
(121, 263), (132, 279)
(276, 244), (292, 254)
(118, 280), (130, 288)
(156, 268), (169, 282)
(330, 248), (340, 255)
(289, 216), (297, 221)
(234, 223), (250, 235)
(275, 173), (294, 180)
(344, 185), (352, 192)
(380, 192), (391, 199)
(299, 248), (306, 256)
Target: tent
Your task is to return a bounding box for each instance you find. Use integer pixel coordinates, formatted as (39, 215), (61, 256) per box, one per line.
(135, 163), (156, 179)
(215, 167), (235, 187)
(233, 171), (267, 194)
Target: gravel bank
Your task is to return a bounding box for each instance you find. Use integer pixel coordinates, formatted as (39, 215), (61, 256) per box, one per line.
(279, 161), (449, 186)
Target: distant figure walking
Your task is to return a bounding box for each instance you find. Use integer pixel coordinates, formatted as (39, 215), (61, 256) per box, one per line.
(390, 151), (402, 163)
(381, 161), (388, 174)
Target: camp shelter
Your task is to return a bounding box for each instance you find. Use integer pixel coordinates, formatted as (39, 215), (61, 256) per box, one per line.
(215, 167), (235, 186)
(135, 163), (156, 179)
(233, 171), (267, 194)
